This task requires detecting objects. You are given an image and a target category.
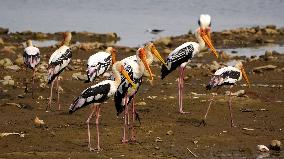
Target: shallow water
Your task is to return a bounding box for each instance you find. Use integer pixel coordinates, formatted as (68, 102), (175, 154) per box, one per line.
(0, 0), (284, 46)
(220, 44), (284, 57)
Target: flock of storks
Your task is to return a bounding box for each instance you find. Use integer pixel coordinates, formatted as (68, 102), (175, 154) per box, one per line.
(22, 14), (250, 151)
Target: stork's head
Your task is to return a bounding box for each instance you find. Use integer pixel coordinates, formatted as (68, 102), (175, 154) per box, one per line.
(235, 61), (250, 87)
(62, 32), (72, 46)
(26, 40), (33, 47)
(198, 14), (211, 30)
(144, 42), (166, 66)
(196, 14), (218, 58)
(137, 47), (154, 81)
(106, 47), (117, 64)
(114, 61), (136, 89)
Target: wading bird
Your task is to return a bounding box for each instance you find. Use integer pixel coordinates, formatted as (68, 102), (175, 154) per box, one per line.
(85, 47), (117, 82)
(161, 14), (219, 114)
(23, 40), (40, 98)
(47, 32), (72, 111)
(69, 61), (136, 151)
(115, 44), (166, 142)
(200, 61), (250, 127)
(146, 28), (164, 35)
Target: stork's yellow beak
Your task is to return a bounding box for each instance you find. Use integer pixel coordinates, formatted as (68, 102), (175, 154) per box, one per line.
(139, 48), (154, 81)
(120, 66), (136, 89)
(241, 66), (250, 87)
(200, 29), (219, 59)
(151, 45), (167, 66)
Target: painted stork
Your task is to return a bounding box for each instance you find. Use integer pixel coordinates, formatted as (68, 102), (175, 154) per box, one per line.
(114, 44), (166, 142)
(85, 47), (117, 82)
(23, 40), (40, 98)
(161, 14), (219, 114)
(69, 61), (136, 151)
(200, 61), (250, 127)
(47, 32), (72, 111)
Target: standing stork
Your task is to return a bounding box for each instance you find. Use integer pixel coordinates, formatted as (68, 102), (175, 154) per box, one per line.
(114, 45), (166, 142)
(47, 32), (72, 111)
(161, 14), (219, 114)
(23, 40), (40, 98)
(200, 61), (250, 127)
(85, 47), (117, 82)
(69, 61), (136, 151)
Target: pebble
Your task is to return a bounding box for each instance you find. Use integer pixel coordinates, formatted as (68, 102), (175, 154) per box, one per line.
(5, 65), (20, 71)
(166, 130), (173, 135)
(257, 145), (269, 152)
(155, 137), (163, 142)
(136, 102), (146, 106)
(0, 58), (13, 67)
(34, 116), (45, 126)
(253, 65), (277, 73)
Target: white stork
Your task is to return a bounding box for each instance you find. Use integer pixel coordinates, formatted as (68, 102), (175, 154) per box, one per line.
(23, 40), (40, 98)
(85, 47), (117, 82)
(161, 14), (219, 114)
(69, 61), (136, 151)
(114, 44), (166, 142)
(47, 32), (72, 111)
(200, 61), (250, 127)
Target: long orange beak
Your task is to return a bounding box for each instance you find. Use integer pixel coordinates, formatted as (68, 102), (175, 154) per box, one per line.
(120, 66), (136, 89)
(200, 29), (219, 58)
(241, 66), (250, 87)
(151, 45), (167, 66)
(140, 48), (154, 81)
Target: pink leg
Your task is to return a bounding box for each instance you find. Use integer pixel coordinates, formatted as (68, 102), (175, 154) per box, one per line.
(86, 105), (97, 151)
(32, 69), (35, 98)
(47, 80), (55, 111)
(122, 97), (129, 143)
(56, 77), (61, 110)
(95, 105), (101, 151)
(200, 94), (215, 126)
(130, 96), (136, 142)
(179, 67), (190, 114)
(24, 68), (28, 93)
(228, 88), (236, 127)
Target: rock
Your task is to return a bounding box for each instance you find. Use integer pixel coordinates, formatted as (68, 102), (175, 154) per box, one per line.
(0, 38), (4, 45)
(266, 25), (276, 30)
(265, 56), (278, 61)
(4, 76), (12, 81)
(0, 46), (17, 54)
(253, 65), (277, 73)
(264, 39), (275, 43)
(263, 28), (278, 35)
(8, 80), (15, 86)
(270, 140), (281, 151)
(264, 51), (273, 57)
(5, 65), (20, 71)
(34, 116), (45, 126)
(166, 130), (173, 135)
(155, 37), (172, 46)
(35, 32), (48, 39)
(80, 42), (102, 51)
(15, 57), (24, 66)
(163, 48), (171, 54)
(0, 27), (9, 34)
(257, 145), (269, 152)
(2, 76), (14, 86)
(226, 90), (246, 97)
(155, 147), (160, 150)
(0, 58), (13, 67)
(155, 137), (163, 142)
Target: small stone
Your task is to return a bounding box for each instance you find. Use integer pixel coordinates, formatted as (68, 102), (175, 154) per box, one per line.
(193, 140), (198, 144)
(253, 65), (277, 73)
(270, 140), (281, 151)
(3, 76), (12, 81)
(15, 57), (24, 66)
(8, 80), (15, 86)
(34, 116), (45, 126)
(18, 94), (25, 98)
(166, 130), (173, 135)
(155, 147), (160, 150)
(257, 145), (269, 152)
(0, 58), (13, 67)
(155, 137), (163, 142)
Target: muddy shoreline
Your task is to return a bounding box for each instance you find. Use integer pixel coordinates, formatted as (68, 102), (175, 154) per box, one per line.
(0, 26), (283, 158)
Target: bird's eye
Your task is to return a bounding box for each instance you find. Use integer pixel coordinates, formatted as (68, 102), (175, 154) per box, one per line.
(198, 20), (201, 26)
(209, 22), (211, 27)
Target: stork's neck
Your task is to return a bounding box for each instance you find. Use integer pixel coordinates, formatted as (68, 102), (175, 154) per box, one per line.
(146, 49), (153, 65)
(112, 65), (122, 87)
(136, 53), (145, 74)
(195, 29), (206, 52)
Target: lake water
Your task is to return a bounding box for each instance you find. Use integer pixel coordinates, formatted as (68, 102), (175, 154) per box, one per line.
(0, 0), (284, 47)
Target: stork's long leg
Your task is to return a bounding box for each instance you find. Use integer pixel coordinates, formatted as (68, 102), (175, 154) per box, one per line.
(130, 96), (136, 142)
(200, 94), (215, 126)
(122, 97), (129, 143)
(32, 69), (35, 98)
(47, 80), (55, 111)
(228, 87), (236, 127)
(179, 67), (190, 114)
(24, 67), (28, 94)
(95, 105), (101, 151)
(86, 105), (97, 151)
(56, 77), (61, 110)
